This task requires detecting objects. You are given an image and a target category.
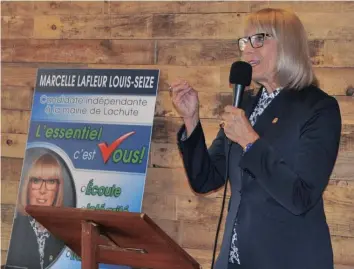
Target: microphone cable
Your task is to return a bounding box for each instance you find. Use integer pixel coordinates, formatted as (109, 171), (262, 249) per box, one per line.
(210, 139), (232, 269)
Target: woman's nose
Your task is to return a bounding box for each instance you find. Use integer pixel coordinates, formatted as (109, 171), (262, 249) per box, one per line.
(242, 42), (254, 54)
(39, 182), (47, 193)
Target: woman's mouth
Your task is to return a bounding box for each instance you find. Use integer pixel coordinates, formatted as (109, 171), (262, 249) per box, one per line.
(36, 198), (47, 204)
(248, 60), (260, 67)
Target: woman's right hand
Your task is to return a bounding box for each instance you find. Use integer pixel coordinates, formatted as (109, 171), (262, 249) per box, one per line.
(169, 79), (200, 135)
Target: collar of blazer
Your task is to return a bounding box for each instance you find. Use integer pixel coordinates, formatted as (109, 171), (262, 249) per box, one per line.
(245, 86), (296, 137)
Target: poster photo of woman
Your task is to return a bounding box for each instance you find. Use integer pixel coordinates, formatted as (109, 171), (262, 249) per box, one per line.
(6, 148), (76, 269)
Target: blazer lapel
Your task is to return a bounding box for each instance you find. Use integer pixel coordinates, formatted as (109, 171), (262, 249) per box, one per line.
(244, 87), (263, 119)
(252, 88), (294, 137)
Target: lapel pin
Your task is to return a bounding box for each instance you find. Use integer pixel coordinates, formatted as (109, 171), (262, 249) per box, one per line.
(272, 117), (279, 124)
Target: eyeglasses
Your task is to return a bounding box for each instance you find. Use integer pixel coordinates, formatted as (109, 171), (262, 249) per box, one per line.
(29, 177), (59, 191)
(238, 33), (272, 52)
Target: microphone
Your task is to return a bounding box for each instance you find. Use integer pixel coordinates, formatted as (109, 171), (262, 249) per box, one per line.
(211, 61), (253, 269)
(229, 61), (253, 108)
(210, 62), (252, 269)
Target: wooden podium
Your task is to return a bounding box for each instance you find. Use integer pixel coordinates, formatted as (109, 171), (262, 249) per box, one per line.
(25, 205), (201, 269)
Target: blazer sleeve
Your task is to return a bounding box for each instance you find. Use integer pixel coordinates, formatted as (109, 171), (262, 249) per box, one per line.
(239, 97), (342, 215)
(177, 120), (227, 194)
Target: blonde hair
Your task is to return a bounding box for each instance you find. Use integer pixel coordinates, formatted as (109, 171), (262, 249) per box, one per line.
(18, 153), (64, 215)
(245, 8), (318, 90)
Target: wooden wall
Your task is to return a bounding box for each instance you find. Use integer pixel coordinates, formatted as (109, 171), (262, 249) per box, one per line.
(1, 1), (354, 268)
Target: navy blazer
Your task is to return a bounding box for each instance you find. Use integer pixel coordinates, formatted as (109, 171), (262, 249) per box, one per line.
(6, 214), (65, 269)
(177, 85), (341, 269)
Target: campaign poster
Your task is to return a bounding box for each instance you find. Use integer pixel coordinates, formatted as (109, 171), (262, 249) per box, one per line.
(5, 68), (159, 269)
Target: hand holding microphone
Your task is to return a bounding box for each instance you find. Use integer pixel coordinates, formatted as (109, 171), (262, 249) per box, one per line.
(221, 61), (259, 149)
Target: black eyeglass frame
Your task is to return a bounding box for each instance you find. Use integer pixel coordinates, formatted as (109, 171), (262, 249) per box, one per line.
(29, 177), (60, 191)
(237, 33), (272, 51)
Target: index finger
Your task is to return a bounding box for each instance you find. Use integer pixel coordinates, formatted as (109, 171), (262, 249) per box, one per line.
(169, 78), (187, 88)
(224, 105), (236, 113)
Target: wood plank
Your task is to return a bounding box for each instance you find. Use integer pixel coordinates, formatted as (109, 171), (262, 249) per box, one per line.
(4, 10), (354, 41)
(337, 96), (354, 125)
(1, 65), (37, 87)
(150, 143), (182, 169)
(1, 179), (19, 205)
(146, 167), (230, 199)
(1, 86), (33, 110)
(1, 158), (23, 184)
(152, 13), (246, 39)
(1, 1), (34, 16)
(157, 40), (241, 66)
(184, 248), (215, 269)
(176, 195), (229, 224)
(109, 1), (251, 14)
(314, 68), (354, 96)
(1, 204), (15, 252)
(33, 15), (111, 39)
(2, 250), (8, 266)
(1, 39), (155, 64)
(1, 133), (27, 159)
(152, 65), (220, 93)
(340, 125), (354, 152)
(1, 110), (30, 134)
(148, 12), (354, 40)
(0, 63), (89, 88)
(141, 193), (177, 221)
(1, 16), (34, 39)
(333, 236), (354, 265)
(32, 1), (72, 15)
(180, 220), (225, 250)
(325, 40), (354, 67)
(250, 1), (354, 13)
(150, 218), (181, 244)
(324, 181), (354, 238)
(1, 39), (13, 62)
(332, 152), (354, 181)
(146, 167), (196, 196)
(298, 13), (354, 40)
(335, 265), (354, 269)
(33, 1), (106, 15)
(155, 91), (228, 119)
(111, 15), (152, 39)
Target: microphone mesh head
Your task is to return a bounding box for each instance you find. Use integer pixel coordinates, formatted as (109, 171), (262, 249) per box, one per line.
(229, 61), (252, 86)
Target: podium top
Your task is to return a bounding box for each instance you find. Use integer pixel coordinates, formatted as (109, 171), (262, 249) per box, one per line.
(25, 205), (201, 269)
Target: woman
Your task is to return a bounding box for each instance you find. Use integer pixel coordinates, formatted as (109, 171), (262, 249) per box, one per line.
(170, 8), (341, 269)
(6, 153), (66, 269)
